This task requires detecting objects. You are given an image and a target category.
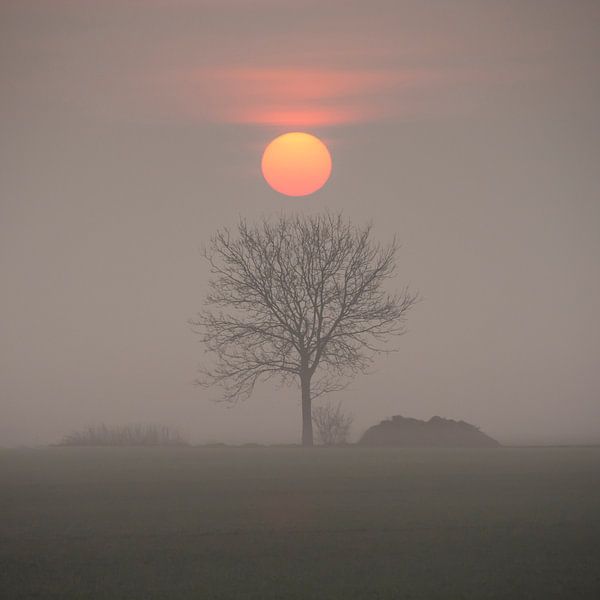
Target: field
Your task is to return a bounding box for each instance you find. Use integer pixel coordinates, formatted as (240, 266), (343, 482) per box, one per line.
(1, 446), (599, 599)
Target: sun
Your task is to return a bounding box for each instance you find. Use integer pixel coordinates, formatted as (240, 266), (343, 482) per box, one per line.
(261, 132), (332, 196)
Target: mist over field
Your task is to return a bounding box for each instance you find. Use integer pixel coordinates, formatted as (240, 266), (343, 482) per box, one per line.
(2, 3), (600, 599)
(1, 2), (599, 449)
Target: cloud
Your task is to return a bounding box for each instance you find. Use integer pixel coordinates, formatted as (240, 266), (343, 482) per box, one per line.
(2, 0), (561, 129)
(157, 66), (447, 127)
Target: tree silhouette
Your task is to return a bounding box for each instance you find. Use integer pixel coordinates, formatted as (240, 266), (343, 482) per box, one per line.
(191, 213), (418, 446)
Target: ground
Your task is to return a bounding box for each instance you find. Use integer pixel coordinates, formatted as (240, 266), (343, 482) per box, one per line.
(1, 446), (599, 599)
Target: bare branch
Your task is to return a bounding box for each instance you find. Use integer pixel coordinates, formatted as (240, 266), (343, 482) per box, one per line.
(312, 401), (354, 446)
(191, 213), (419, 421)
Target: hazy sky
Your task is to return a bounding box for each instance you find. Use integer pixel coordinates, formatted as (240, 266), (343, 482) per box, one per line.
(1, 0), (599, 446)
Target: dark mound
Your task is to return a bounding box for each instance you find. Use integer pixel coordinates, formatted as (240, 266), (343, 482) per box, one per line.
(359, 415), (501, 447)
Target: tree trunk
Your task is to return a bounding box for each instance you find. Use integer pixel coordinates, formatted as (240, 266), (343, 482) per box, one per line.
(300, 372), (313, 447)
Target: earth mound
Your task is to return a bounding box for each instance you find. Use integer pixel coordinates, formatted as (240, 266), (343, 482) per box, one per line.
(359, 415), (500, 447)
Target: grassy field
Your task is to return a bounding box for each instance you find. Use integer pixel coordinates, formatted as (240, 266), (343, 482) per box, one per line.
(1, 446), (599, 599)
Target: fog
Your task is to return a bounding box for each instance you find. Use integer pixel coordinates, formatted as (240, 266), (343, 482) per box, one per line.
(1, 0), (599, 446)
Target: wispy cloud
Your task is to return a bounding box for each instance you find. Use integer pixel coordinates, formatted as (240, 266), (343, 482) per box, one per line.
(2, 0), (571, 129)
(158, 66), (448, 127)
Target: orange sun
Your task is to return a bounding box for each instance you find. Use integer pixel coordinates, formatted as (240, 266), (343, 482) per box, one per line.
(261, 132), (332, 196)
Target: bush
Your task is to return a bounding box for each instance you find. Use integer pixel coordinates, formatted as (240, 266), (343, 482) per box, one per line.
(313, 401), (353, 446)
(59, 423), (188, 446)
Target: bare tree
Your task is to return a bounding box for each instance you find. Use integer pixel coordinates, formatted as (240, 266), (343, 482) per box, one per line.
(190, 213), (418, 446)
(313, 401), (353, 446)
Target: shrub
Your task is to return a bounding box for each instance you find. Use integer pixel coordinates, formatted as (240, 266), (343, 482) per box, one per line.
(312, 402), (353, 446)
(59, 423), (188, 446)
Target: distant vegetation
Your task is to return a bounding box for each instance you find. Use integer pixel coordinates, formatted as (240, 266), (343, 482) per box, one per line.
(359, 415), (501, 447)
(312, 401), (353, 446)
(58, 424), (189, 447)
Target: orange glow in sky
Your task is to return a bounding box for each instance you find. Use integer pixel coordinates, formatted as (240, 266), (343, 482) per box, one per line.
(165, 66), (431, 127)
(261, 132), (332, 197)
